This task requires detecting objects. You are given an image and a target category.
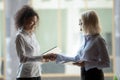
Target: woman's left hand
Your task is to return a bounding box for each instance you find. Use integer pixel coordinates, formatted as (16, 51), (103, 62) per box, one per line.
(73, 61), (85, 67)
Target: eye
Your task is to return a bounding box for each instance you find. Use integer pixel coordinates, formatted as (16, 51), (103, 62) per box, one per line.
(79, 19), (83, 26)
(79, 21), (83, 26)
(80, 22), (83, 25)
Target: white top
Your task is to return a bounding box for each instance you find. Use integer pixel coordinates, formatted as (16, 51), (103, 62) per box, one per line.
(15, 30), (43, 78)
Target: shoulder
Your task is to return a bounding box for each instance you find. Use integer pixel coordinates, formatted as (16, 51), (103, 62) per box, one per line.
(95, 35), (106, 45)
(15, 31), (25, 42)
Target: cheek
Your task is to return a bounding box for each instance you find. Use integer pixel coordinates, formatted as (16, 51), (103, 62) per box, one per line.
(24, 20), (32, 26)
(31, 21), (34, 25)
(80, 25), (83, 29)
(29, 22), (35, 29)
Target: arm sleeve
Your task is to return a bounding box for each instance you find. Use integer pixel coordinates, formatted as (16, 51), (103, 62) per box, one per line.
(56, 54), (76, 63)
(96, 38), (110, 68)
(15, 35), (43, 63)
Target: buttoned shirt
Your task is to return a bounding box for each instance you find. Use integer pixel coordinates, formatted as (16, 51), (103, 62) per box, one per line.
(56, 34), (110, 71)
(15, 30), (42, 78)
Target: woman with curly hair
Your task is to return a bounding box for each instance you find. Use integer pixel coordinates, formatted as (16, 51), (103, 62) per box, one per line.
(15, 5), (45, 80)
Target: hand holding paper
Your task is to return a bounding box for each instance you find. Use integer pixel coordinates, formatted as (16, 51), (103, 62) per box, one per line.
(73, 61), (85, 67)
(43, 53), (57, 61)
(42, 46), (61, 62)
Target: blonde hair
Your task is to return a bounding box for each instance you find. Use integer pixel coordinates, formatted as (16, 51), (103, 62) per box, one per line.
(81, 10), (101, 34)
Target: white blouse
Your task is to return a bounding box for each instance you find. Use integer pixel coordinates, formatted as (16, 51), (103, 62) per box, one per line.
(15, 30), (42, 78)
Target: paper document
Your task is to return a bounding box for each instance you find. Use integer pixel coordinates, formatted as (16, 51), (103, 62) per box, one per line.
(60, 61), (84, 65)
(59, 61), (74, 65)
(41, 46), (62, 55)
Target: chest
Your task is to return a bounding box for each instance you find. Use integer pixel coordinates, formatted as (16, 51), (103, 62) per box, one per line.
(80, 39), (98, 56)
(23, 35), (40, 55)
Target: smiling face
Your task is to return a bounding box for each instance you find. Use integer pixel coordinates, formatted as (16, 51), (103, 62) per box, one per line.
(23, 16), (38, 31)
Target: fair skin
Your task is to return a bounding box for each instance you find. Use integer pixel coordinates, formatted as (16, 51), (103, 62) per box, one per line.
(79, 18), (90, 35)
(43, 18), (85, 67)
(73, 19), (85, 67)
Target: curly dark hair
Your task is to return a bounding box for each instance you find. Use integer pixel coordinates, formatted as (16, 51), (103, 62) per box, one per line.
(14, 5), (39, 30)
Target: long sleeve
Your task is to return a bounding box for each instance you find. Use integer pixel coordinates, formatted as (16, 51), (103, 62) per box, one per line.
(56, 54), (76, 63)
(72, 34), (111, 71)
(84, 38), (110, 69)
(15, 34), (43, 63)
(96, 38), (110, 68)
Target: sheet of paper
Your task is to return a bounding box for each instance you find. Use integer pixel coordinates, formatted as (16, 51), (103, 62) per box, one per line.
(60, 61), (84, 65)
(60, 61), (74, 65)
(41, 46), (62, 55)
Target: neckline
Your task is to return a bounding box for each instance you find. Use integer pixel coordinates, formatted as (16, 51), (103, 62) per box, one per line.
(22, 29), (33, 36)
(84, 33), (100, 40)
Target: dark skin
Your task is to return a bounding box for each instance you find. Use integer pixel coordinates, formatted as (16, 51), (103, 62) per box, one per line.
(22, 16), (58, 62)
(23, 16), (37, 33)
(43, 53), (57, 61)
(22, 16), (54, 62)
(43, 19), (85, 67)
(43, 53), (85, 67)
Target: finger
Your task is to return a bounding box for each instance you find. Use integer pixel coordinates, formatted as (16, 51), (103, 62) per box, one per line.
(45, 59), (50, 62)
(50, 58), (56, 61)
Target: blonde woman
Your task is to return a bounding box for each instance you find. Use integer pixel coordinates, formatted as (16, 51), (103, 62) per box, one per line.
(44, 10), (110, 80)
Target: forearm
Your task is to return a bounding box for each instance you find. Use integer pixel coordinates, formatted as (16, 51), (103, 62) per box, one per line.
(19, 55), (43, 63)
(56, 54), (75, 63)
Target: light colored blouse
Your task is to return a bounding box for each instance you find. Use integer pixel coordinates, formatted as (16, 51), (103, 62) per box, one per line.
(15, 30), (42, 78)
(56, 34), (110, 71)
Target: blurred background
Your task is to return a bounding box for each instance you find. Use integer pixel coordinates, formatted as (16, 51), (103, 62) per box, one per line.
(0, 0), (120, 80)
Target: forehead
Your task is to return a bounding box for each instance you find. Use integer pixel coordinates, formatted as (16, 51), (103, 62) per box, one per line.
(33, 16), (37, 21)
(29, 16), (38, 22)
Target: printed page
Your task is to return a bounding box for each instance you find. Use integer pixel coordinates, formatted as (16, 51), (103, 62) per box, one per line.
(41, 46), (62, 55)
